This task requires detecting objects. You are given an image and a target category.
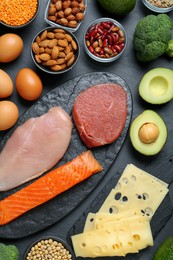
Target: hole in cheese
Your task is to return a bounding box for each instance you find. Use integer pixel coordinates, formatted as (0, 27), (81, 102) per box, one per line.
(94, 246), (102, 254)
(89, 218), (94, 223)
(133, 234), (140, 241)
(113, 243), (121, 250)
(114, 192), (121, 200)
(128, 242), (133, 247)
(109, 206), (118, 214)
(81, 242), (86, 247)
(122, 177), (128, 184)
(131, 175), (136, 181)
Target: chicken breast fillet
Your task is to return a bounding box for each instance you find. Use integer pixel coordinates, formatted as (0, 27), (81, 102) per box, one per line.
(0, 106), (73, 191)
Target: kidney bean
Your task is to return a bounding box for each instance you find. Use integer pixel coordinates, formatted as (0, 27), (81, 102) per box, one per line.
(85, 20), (126, 59)
(113, 44), (122, 53)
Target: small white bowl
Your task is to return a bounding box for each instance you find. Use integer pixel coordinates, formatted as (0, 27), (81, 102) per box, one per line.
(44, 0), (87, 33)
(142, 0), (173, 13)
(84, 18), (127, 63)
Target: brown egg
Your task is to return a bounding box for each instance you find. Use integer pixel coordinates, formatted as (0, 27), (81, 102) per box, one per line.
(16, 68), (43, 101)
(0, 101), (19, 131)
(0, 33), (23, 63)
(0, 69), (13, 98)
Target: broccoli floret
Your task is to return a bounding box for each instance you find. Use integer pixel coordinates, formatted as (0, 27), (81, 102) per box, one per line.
(165, 39), (173, 57)
(133, 14), (173, 62)
(0, 243), (19, 260)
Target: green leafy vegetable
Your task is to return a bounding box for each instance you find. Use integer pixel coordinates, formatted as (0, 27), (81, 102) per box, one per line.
(133, 14), (173, 62)
(153, 237), (173, 260)
(0, 243), (19, 260)
(165, 40), (173, 57)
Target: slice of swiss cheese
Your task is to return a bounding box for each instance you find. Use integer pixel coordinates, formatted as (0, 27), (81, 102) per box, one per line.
(99, 164), (169, 218)
(83, 208), (141, 232)
(72, 228), (125, 257)
(71, 215), (153, 257)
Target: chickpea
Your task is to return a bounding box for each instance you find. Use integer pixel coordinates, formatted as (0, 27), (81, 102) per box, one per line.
(138, 123), (160, 144)
(26, 238), (73, 260)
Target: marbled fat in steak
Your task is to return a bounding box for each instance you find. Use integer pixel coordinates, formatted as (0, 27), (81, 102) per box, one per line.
(72, 83), (127, 148)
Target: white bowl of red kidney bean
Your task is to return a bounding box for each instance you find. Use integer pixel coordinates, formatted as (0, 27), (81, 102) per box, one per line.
(142, 0), (173, 13)
(44, 0), (87, 32)
(84, 18), (127, 63)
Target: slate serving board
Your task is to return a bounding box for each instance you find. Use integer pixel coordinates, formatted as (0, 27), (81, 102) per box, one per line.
(0, 72), (132, 239)
(67, 151), (173, 260)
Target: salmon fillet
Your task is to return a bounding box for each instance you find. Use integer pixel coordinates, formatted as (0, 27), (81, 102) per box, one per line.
(0, 151), (102, 225)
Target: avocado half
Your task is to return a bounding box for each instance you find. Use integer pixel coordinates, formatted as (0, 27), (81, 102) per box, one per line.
(130, 110), (167, 156)
(139, 68), (173, 104)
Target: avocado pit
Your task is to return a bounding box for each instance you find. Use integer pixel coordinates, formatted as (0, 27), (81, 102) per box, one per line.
(138, 123), (160, 144)
(130, 110), (167, 156)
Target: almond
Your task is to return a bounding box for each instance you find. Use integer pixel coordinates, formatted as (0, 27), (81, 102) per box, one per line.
(54, 32), (66, 39)
(65, 52), (74, 61)
(67, 54), (75, 67)
(55, 0), (62, 11)
(65, 33), (73, 42)
(64, 7), (72, 16)
(39, 53), (51, 61)
(45, 47), (52, 55)
(50, 64), (62, 71)
(68, 20), (78, 28)
(51, 46), (59, 59)
(71, 1), (79, 8)
(39, 39), (50, 48)
(58, 39), (68, 47)
(71, 7), (80, 15)
(57, 58), (66, 65)
(48, 39), (58, 48)
(47, 32), (55, 39)
(48, 6), (56, 15)
(71, 39), (78, 50)
(59, 18), (68, 26)
(62, 0), (71, 9)
(76, 12), (84, 21)
(46, 60), (58, 66)
(40, 30), (48, 41)
(66, 14), (75, 21)
(57, 10), (65, 18)
(32, 42), (40, 55)
(35, 54), (41, 63)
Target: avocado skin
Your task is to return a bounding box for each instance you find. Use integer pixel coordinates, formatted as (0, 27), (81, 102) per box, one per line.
(153, 237), (173, 260)
(98, 0), (136, 15)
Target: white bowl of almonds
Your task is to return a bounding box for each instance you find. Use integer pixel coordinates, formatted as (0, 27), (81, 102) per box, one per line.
(44, 0), (87, 32)
(24, 236), (75, 259)
(31, 26), (80, 74)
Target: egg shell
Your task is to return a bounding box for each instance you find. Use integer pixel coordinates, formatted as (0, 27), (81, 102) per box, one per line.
(16, 68), (43, 101)
(0, 33), (23, 63)
(0, 101), (19, 131)
(0, 69), (14, 98)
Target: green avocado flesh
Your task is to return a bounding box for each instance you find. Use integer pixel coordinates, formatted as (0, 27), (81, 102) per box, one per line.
(98, 0), (136, 15)
(139, 68), (173, 104)
(153, 237), (173, 260)
(130, 110), (167, 156)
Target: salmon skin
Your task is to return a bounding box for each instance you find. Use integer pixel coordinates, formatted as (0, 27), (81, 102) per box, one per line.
(0, 151), (102, 225)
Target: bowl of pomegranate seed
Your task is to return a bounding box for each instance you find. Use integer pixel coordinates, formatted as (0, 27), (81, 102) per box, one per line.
(84, 18), (127, 63)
